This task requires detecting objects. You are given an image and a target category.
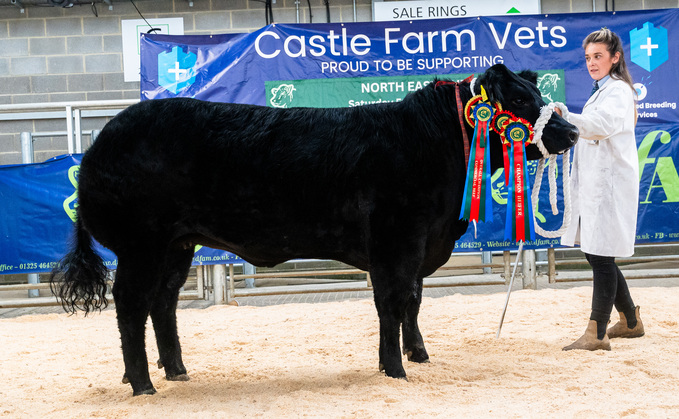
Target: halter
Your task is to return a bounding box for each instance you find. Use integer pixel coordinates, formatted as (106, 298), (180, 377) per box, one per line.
(530, 102), (572, 238)
(434, 75), (474, 166)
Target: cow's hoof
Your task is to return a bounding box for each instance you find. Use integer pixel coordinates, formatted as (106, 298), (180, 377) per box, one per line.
(167, 373), (190, 382)
(404, 348), (430, 364)
(133, 387), (157, 396)
(380, 364), (407, 381)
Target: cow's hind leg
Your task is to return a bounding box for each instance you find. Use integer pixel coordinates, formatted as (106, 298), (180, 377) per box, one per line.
(113, 252), (163, 396)
(150, 247), (194, 382)
(401, 277), (429, 363)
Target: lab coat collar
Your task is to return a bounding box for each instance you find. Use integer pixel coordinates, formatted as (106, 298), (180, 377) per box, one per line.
(586, 75), (614, 105)
(595, 75), (611, 89)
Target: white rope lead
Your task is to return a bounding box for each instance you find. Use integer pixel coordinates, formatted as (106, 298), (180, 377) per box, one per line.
(530, 102), (572, 238)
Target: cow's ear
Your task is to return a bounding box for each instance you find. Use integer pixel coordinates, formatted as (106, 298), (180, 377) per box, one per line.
(477, 67), (505, 103)
(517, 70), (538, 85)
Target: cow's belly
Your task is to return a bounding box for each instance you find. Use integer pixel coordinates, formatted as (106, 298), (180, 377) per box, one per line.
(185, 207), (371, 269)
(189, 233), (371, 270)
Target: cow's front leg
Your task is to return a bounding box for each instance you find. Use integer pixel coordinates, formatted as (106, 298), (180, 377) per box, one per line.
(370, 263), (417, 379)
(374, 292), (407, 379)
(401, 277), (429, 364)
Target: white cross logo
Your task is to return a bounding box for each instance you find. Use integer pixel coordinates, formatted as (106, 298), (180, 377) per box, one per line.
(639, 37), (658, 57)
(167, 61), (189, 82)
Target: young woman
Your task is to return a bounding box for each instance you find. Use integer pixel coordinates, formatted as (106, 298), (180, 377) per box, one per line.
(559, 28), (645, 351)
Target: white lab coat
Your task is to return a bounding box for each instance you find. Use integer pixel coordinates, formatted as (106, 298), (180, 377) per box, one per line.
(560, 77), (639, 257)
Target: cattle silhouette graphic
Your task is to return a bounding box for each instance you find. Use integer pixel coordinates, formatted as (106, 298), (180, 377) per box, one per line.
(537, 73), (560, 103)
(270, 84), (296, 108)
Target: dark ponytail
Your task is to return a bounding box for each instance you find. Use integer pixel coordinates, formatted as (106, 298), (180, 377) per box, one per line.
(583, 28), (635, 94)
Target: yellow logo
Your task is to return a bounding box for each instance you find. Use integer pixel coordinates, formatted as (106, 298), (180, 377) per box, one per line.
(62, 165), (79, 222)
(510, 126), (526, 142)
(476, 106), (492, 122)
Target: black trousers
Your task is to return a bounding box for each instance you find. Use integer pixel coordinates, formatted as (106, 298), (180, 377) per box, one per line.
(585, 253), (636, 324)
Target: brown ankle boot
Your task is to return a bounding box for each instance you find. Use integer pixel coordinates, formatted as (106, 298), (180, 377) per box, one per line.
(562, 320), (611, 351)
(607, 306), (645, 339)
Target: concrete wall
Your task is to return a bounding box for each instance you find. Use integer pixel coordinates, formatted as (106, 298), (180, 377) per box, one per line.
(0, 0), (673, 164)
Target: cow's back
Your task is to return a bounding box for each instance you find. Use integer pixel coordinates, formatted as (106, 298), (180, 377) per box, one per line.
(77, 96), (466, 270)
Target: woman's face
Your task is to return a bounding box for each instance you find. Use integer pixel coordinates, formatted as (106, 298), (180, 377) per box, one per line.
(584, 42), (620, 81)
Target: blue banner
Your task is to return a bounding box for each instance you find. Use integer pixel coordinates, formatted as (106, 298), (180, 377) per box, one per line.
(1, 9), (678, 274)
(140, 10), (678, 123)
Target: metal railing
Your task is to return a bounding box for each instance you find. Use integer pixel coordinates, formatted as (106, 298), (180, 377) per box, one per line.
(1, 99), (139, 158)
(3, 245), (679, 308)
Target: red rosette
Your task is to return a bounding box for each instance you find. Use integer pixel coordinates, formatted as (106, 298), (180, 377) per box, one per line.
(464, 95), (483, 127)
(464, 96), (503, 128)
(499, 116), (535, 146)
(492, 111), (517, 143)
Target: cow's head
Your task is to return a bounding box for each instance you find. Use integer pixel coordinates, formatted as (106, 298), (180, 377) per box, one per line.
(474, 64), (578, 166)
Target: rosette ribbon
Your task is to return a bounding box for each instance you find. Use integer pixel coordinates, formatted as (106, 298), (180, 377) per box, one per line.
(492, 110), (515, 186)
(460, 87), (501, 223)
(498, 115), (537, 242)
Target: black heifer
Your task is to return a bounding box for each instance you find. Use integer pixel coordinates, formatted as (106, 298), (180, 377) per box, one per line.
(51, 64), (578, 396)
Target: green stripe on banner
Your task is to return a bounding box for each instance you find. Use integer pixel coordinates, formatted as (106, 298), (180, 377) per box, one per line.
(266, 74), (474, 108)
(265, 70), (565, 109)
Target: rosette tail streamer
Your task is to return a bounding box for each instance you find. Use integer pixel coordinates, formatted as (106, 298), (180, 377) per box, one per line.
(492, 110), (515, 186)
(459, 87), (501, 223)
(501, 117), (536, 242)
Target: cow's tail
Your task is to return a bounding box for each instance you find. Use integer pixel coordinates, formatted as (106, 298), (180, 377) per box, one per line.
(49, 217), (109, 315)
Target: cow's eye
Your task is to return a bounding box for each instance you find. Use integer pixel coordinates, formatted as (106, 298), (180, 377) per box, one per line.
(512, 98), (527, 106)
